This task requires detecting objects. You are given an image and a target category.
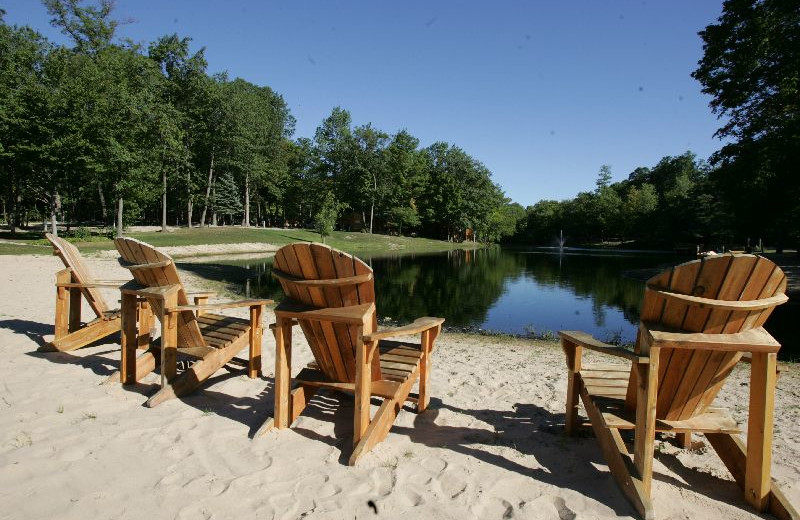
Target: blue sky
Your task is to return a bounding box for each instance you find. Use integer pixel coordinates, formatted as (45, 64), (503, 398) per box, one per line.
(4, 1), (728, 207)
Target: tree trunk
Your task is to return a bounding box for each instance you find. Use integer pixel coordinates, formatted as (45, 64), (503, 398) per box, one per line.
(161, 170), (167, 232)
(49, 191), (60, 237)
(12, 190), (22, 235)
(243, 172), (250, 227)
(186, 167), (193, 228)
(370, 173), (377, 234)
(200, 153), (215, 227)
(369, 202), (374, 234)
(97, 181), (107, 225)
(116, 196), (124, 238)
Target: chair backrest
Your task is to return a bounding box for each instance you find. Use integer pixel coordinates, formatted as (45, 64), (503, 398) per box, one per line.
(272, 243), (380, 383)
(627, 254), (787, 420)
(114, 237), (205, 348)
(46, 233), (110, 318)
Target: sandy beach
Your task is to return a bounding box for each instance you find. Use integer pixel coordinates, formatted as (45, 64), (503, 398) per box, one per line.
(0, 253), (797, 520)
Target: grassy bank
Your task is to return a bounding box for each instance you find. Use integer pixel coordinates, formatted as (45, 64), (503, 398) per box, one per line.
(0, 227), (479, 256)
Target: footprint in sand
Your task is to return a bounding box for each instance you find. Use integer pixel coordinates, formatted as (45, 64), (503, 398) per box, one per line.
(399, 488), (424, 507)
(175, 503), (213, 520)
(420, 457), (447, 474)
(155, 471), (185, 488)
(438, 469), (467, 499)
(518, 495), (576, 520)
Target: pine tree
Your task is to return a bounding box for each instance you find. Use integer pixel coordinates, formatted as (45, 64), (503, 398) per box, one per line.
(213, 170), (242, 223)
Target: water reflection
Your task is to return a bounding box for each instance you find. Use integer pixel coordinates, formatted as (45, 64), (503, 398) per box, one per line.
(178, 248), (795, 357)
(178, 248), (670, 341)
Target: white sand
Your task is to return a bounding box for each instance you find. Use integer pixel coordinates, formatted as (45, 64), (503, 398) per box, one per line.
(0, 254), (798, 520)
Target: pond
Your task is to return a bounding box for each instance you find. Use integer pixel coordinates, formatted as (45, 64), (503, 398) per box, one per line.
(178, 247), (797, 359)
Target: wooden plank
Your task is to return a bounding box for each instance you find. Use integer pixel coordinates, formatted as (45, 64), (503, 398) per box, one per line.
(634, 345), (659, 497)
(120, 292), (138, 384)
(349, 360), (420, 466)
(161, 291), (179, 386)
(653, 260), (704, 418)
(645, 326), (781, 353)
(563, 339), (582, 435)
(47, 234), (110, 317)
(54, 268), (71, 340)
(173, 299), (271, 312)
(418, 328), (432, 411)
(745, 351), (777, 512)
(331, 249), (360, 377)
(137, 301), (152, 350)
(68, 286), (82, 333)
(353, 325), (370, 447)
(706, 433), (799, 520)
(146, 333), (250, 407)
(273, 318), (292, 429)
(249, 304), (263, 378)
(48, 315), (120, 352)
(296, 244), (347, 382)
(311, 243), (353, 381)
(580, 385), (654, 520)
(281, 244), (333, 378)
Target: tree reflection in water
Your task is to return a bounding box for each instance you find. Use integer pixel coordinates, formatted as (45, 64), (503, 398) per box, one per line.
(180, 248), (795, 358)
(181, 248), (674, 341)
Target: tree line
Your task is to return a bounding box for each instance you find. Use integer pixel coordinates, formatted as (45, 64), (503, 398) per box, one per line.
(511, 0), (799, 252)
(508, 153), (733, 250)
(0, 1), (520, 243)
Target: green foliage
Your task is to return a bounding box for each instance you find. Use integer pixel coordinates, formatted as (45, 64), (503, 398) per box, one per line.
(213, 170), (242, 220)
(693, 0), (800, 250)
(511, 152), (732, 248)
(314, 191), (347, 242)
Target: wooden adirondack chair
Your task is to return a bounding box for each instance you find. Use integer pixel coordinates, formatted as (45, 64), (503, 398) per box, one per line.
(114, 237), (271, 407)
(255, 243), (444, 465)
(44, 233), (133, 352)
(560, 254), (797, 520)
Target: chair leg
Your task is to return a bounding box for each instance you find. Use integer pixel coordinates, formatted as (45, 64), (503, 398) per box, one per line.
(120, 292), (139, 384)
(417, 329), (432, 412)
(562, 339), (583, 435)
(707, 432), (799, 520)
(354, 327), (371, 447)
(248, 305), (263, 378)
(47, 317), (120, 352)
(68, 287), (81, 332)
(54, 269), (71, 340)
(633, 347), (659, 498)
(145, 334), (246, 407)
(744, 352), (777, 512)
(583, 393), (654, 520)
(137, 300), (152, 350)
(676, 432), (692, 449)
(272, 318), (292, 428)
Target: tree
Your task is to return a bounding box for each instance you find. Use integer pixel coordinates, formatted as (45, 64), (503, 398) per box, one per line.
(693, 0), (800, 250)
(693, 0), (800, 142)
(314, 191), (346, 243)
(213, 169), (241, 223)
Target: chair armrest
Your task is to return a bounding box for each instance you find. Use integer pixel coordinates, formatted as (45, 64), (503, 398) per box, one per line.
(57, 282), (128, 288)
(363, 317), (445, 342)
(559, 330), (647, 363)
(170, 299), (273, 313)
(642, 323), (781, 353)
(187, 291), (217, 298)
(273, 300), (375, 325)
(646, 287), (788, 312)
(269, 319), (299, 331)
(272, 269), (373, 287)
